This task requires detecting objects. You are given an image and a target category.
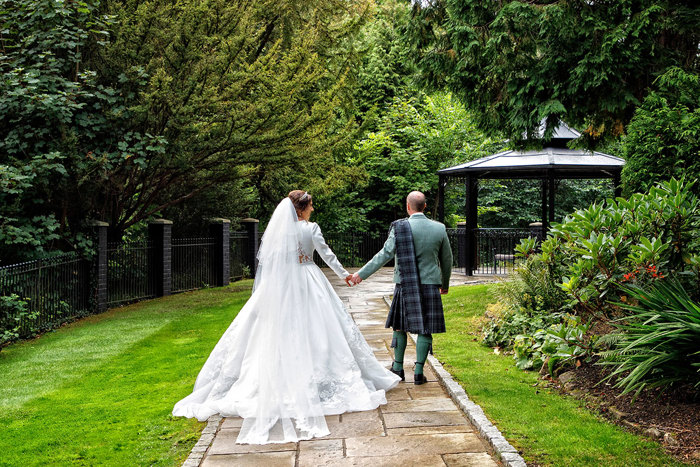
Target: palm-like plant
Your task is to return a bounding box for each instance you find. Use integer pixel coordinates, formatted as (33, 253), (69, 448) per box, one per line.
(599, 279), (700, 399)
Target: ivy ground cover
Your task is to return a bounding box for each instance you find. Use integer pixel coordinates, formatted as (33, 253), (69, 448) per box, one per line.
(435, 284), (689, 467)
(0, 282), (253, 466)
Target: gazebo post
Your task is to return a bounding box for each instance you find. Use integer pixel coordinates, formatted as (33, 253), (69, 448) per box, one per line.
(438, 174), (445, 223)
(548, 169), (556, 228)
(613, 172), (622, 198)
(465, 175), (478, 276)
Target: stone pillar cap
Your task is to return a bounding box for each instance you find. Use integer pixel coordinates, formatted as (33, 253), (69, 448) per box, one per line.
(241, 218), (259, 223)
(86, 220), (109, 227)
(149, 219), (173, 225)
(529, 222), (543, 227)
(209, 218), (231, 224)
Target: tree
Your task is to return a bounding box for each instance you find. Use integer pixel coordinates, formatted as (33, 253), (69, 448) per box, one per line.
(0, 0), (369, 262)
(352, 92), (500, 231)
(408, 0), (699, 145)
(621, 67), (700, 195)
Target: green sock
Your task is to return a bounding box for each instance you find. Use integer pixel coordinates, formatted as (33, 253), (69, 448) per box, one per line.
(391, 331), (407, 371)
(415, 334), (433, 375)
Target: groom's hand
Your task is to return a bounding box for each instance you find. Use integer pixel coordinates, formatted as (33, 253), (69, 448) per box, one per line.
(351, 273), (362, 285)
(345, 275), (354, 287)
(440, 288), (448, 295)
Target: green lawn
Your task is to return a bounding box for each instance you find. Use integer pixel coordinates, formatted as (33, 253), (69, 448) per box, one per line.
(0, 281), (253, 467)
(436, 284), (689, 467)
(1, 281), (688, 466)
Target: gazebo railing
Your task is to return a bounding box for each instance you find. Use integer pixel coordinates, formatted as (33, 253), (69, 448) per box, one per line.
(447, 228), (535, 275)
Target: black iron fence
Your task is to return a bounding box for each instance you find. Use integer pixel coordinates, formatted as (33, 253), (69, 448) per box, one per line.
(316, 231), (391, 268)
(1, 219), (259, 345)
(1, 217), (540, 345)
(0, 253), (91, 339)
(229, 231), (250, 280)
(447, 228), (536, 275)
(172, 237), (216, 292)
(473, 228), (532, 275)
(107, 241), (155, 306)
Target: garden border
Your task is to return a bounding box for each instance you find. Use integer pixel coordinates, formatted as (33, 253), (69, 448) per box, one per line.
(383, 295), (527, 467)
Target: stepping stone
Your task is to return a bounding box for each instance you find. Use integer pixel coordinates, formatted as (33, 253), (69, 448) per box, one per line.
(386, 425), (473, 436)
(298, 439), (344, 465)
(201, 452), (295, 467)
(345, 433), (485, 457)
(382, 398), (457, 413)
(382, 411), (468, 429)
(443, 452), (500, 467)
(208, 429), (296, 455)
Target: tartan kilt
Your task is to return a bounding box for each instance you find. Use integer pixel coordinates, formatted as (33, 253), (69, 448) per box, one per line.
(386, 284), (446, 334)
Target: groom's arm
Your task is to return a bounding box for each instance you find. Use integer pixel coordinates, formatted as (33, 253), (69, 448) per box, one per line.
(357, 228), (396, 280)
(439, 227), (453, 291)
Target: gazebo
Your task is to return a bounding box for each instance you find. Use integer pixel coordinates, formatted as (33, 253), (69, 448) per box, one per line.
(437, 123), (625, 275)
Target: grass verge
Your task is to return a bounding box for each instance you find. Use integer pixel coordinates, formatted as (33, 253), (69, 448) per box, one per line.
(435, 284), (689, 467)
(0, 281), (253, 466)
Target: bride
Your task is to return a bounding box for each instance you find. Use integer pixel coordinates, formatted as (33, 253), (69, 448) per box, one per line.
(173, 190), (400, 444)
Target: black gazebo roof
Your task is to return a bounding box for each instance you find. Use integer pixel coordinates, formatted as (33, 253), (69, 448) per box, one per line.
(438, 123), (624, 179)
(438, 147), (625, 179)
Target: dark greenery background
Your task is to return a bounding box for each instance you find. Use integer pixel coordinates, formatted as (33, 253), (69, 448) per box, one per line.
(1, 0), (698, 264)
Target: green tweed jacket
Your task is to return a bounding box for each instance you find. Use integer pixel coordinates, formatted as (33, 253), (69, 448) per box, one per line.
(358, 213), (453, 290)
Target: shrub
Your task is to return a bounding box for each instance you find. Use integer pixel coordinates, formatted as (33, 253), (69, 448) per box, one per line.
(0, 294), (34, 347)
(599, 279), (700, 398)
(515, 177), (700, 318)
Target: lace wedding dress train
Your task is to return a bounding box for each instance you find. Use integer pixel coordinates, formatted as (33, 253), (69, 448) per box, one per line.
(173, 199), (400, 444)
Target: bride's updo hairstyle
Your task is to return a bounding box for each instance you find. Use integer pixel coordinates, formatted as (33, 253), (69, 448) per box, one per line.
(288, 190), (312, 216)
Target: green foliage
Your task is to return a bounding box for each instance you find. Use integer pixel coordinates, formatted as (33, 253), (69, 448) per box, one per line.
(621, 67), (700, 195)
(551, 178), (700, 316)
(0, 294), (34, 347)
(351, 92), (499, 230)
(408, 0), (700, 145)
(1, 0), (370, 260)
(513, 317), (595, 373)
(599, 280), (700, 397)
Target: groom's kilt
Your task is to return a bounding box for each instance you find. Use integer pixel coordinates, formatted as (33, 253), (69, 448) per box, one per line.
(386, 284), (446, 334)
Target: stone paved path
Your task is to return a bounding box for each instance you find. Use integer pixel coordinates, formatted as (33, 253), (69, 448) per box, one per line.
(192, 268), (501, 467)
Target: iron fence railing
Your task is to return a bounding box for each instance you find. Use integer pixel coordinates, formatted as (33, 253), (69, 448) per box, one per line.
(0, 253), (91, 338)
(230, 231), (249, 280)
(446, 228), (535, 275)
(473, 228), (532, 275)
(315, 231), (390, 269)
(107, 241), (155, 306)
(172, 237), (216, 292)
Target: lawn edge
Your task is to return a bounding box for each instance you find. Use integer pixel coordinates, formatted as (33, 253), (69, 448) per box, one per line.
(182, 414), (222, 467)
(382, 294), (527, 467)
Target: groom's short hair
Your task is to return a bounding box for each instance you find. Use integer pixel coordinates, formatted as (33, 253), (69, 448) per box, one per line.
(407, 191), (426, 212)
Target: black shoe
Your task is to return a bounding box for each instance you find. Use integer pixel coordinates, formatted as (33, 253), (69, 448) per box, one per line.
(414, 373), (428, 385)
(389, 366), (405, 381)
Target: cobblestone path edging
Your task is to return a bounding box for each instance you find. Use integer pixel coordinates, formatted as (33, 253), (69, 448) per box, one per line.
(382, 295), (527, 467)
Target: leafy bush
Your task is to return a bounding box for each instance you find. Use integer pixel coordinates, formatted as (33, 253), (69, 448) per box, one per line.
(515, 178), (700, 317)
(621, 68), (700, 197)
(513, 316), (595, 374)
(599, 280), (700, 397)
(0, 294), (34, 347)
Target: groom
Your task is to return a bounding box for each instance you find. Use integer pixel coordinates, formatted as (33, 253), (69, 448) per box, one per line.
(350, 191), (452, 385)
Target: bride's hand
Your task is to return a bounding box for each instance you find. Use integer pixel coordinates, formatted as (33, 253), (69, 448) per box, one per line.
(345, 275), (354, 287)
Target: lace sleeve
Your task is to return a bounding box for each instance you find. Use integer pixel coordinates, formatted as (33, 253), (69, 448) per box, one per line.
(311, 223), (349, 278)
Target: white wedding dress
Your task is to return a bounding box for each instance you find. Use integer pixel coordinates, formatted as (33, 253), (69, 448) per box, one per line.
(173, 198), (400, 444)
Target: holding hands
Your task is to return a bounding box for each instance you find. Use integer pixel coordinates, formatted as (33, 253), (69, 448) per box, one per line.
(344, 273), (362, 287)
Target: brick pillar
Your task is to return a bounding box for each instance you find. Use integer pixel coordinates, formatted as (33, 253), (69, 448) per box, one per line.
(241, 218), (259, 273)
(87, 220), (109, 313)
(209, 218), (230, 287)
(149, 219), (172, 297)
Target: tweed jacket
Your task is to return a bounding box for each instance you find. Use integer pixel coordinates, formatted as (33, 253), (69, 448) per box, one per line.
(357, 213), (452, 290)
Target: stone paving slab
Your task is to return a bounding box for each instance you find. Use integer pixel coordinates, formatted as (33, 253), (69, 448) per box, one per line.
(186, 268), (503, 467)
